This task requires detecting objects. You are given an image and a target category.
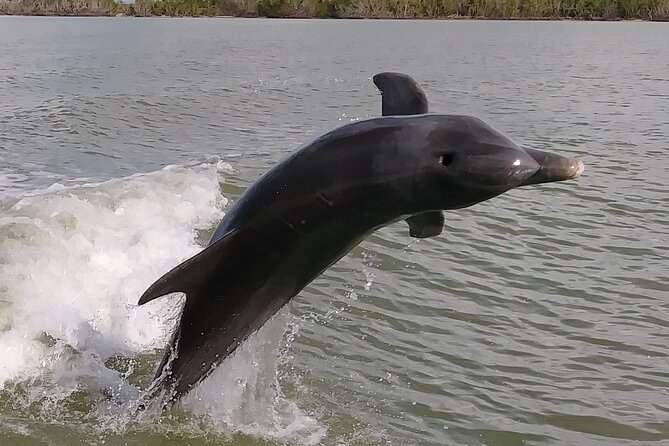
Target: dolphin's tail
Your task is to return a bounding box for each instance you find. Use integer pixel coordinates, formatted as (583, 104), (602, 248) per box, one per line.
(138, 230), (243, 409)
(138, 333), (181, 411)
(140, 309), (215, 409)
(138, 226), (291, 409)
(140, 286), (250, 410)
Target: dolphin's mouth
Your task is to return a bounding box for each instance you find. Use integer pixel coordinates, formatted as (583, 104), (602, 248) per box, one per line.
(518, 147), (585, 187)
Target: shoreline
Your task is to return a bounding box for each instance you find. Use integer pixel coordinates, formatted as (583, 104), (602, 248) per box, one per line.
(0, 13), (667, 21)
(1, 0), (667, 22)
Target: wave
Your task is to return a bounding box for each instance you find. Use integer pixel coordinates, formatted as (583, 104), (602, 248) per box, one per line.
(0, 159), (325, 444)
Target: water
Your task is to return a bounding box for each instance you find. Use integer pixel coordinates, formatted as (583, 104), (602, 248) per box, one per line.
(0, 16), (668, 446)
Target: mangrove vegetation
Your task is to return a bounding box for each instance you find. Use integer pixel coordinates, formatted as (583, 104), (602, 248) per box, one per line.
(1, 0), (667, 20)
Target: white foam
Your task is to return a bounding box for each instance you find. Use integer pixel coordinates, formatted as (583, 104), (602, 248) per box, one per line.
(181, 311), (326, 444)
(0, 159), (324, 443)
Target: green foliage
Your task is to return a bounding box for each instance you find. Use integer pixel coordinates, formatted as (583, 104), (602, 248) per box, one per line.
(256, 0), (287, 16)
(149, 0), (218, 15)
(132, 0), (154, 15)
(617, 0), (663, 18)
(0, 0), (123, 15)
(0, 0), (667, 19)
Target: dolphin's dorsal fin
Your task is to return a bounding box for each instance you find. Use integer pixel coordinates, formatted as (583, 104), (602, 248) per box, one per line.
(373, 72), (428, 116)
(138, 230), (237, 305)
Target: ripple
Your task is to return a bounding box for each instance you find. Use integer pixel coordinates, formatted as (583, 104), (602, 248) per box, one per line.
(1, 16), (669, 446)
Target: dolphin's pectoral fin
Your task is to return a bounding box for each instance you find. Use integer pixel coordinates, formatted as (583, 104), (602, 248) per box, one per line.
(138, 229), (237, 305)
(405, 211), (444, 238)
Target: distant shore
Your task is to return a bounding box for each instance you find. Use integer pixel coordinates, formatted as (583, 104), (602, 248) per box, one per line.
(3, 13), (669, 20)
(1, 0), (667, 21)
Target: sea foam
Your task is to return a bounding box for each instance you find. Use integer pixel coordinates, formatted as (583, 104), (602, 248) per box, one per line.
(0, 159), (324, 443)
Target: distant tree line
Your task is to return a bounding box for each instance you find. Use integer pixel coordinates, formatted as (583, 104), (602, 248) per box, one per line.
(1, 0), (667, 20)
(0, 0), (122, 15)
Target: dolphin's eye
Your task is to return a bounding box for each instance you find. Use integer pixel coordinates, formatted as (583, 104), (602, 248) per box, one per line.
(440, 153), (455, 167)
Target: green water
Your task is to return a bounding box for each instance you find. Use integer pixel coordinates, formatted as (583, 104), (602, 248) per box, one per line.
(0, 17), (668, 446)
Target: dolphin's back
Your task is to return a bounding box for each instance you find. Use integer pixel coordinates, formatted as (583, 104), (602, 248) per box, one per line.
(208, 116), (420, 245)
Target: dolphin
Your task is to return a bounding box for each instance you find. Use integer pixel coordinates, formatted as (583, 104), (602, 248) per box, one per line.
(138, 74), (584, 408)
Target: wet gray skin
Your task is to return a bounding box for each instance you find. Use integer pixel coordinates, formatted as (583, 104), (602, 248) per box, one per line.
(373, 72), (445, 239)
(138, 76), (585, 409)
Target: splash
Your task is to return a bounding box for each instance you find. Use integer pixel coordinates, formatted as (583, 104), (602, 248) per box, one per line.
(0, 160), (325, 444)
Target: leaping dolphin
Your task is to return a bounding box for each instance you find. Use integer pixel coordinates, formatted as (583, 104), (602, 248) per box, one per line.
(138, 73), (584, 408)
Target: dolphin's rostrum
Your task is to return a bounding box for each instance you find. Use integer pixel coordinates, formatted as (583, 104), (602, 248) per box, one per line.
(138, 73), (584, 408)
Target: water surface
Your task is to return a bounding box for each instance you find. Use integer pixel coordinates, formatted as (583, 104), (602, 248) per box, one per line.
(0, 17), (668, 446)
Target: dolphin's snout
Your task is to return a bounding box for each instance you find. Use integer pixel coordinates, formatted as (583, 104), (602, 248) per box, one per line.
(568, 159), (586, 179)
(518, 147), (585, 187)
